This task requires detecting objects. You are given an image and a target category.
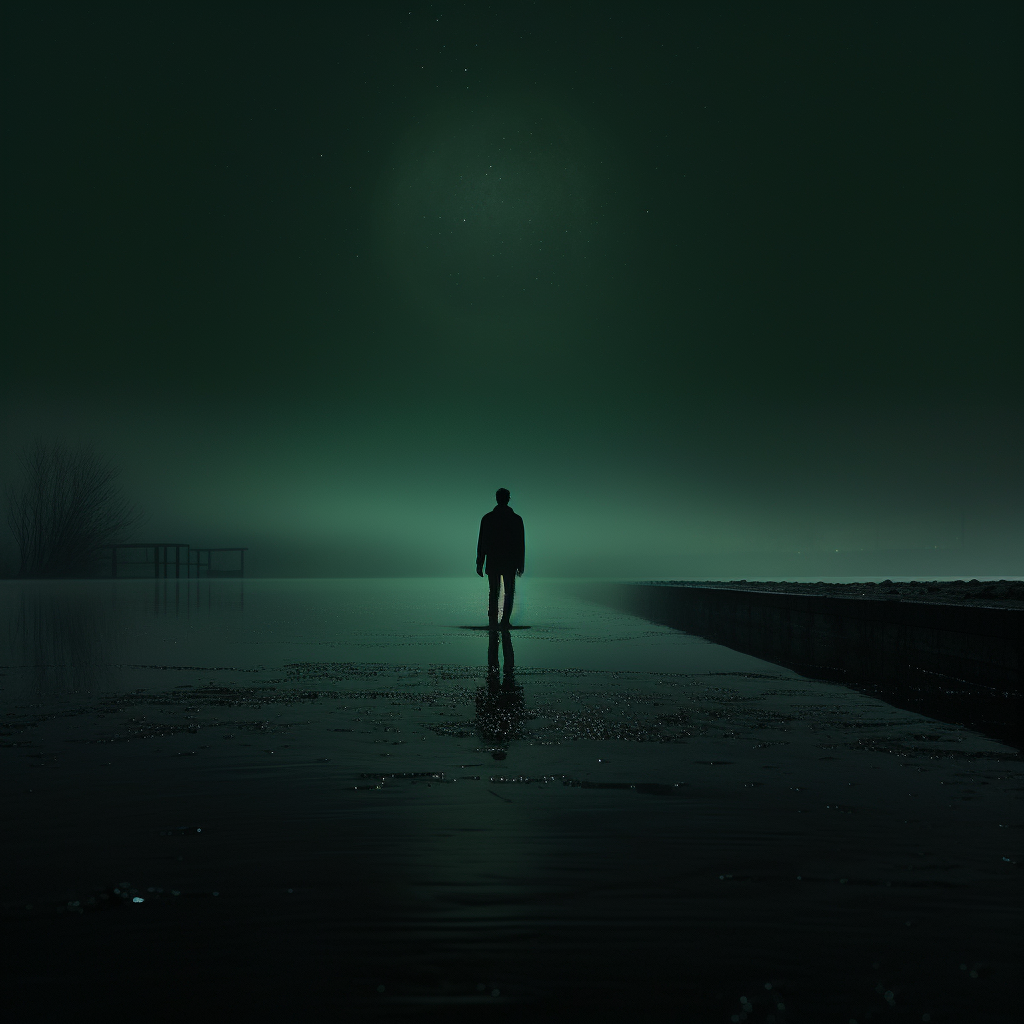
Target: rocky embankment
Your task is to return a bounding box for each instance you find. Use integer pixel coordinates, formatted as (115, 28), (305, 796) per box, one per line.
(657, 579), (1023, 610)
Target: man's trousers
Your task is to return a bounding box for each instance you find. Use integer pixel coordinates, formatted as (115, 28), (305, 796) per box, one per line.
(487, 571), (516, 624)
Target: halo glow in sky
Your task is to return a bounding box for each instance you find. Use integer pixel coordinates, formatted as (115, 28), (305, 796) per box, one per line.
(380, 95), (607, 324)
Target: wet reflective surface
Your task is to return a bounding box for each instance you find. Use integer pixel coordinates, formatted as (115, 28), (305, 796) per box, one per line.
(2, 579), (1020, 1022)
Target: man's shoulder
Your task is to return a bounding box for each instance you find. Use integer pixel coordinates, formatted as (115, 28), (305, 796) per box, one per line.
(482, 506), (523, 523)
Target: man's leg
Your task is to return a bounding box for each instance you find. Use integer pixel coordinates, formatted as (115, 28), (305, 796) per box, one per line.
(500, 627), (515, 681)
(487, 573), (500, 624)
(487, 629), (500, 682)
(500, 571), (516, 625)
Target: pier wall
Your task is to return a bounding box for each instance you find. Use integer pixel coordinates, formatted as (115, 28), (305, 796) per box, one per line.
(609, 584), (1021, 692)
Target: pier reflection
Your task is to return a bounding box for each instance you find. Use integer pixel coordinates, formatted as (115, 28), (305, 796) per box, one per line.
(1, 580), (247, 698)
(476, 629), (527, 759)
(5, 584), (109, 695)
(138, 579), (245, 616)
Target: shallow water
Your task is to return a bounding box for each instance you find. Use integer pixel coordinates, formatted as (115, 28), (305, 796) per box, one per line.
(2, 579), (1020, 1022)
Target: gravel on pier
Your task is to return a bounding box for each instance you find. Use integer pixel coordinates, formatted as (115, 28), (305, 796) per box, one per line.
(652, 578), (1023, 609)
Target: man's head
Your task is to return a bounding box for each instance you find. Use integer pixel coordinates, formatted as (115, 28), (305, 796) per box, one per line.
(495, 488), (511, 505)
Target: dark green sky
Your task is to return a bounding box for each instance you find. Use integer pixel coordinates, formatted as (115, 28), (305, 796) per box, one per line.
(4, 2), (1021, 576)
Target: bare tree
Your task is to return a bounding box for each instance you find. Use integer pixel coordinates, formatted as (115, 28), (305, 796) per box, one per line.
(6, 441), (143, 578)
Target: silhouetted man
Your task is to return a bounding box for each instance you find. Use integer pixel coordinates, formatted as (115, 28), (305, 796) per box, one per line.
(476, 488), (525, 628)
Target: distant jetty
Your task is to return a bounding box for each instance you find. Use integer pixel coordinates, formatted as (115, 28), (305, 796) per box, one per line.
(99, 544), (248, 578)
(603, 580), (1022, 747)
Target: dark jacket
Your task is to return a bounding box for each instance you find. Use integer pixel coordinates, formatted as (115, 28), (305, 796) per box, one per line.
(477, 505), (525, 575)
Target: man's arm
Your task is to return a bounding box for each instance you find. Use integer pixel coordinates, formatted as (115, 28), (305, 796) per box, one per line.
(476, 516), (488, 576)
(516, 517), (525, 576)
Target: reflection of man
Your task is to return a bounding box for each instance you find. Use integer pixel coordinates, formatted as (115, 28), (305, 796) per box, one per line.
(477, 629), (524, 760)
(475, 488), (525, 628)
(487, 626), (516, 682)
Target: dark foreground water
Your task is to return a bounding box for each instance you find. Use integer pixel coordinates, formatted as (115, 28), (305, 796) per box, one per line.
(1, 579), (1020, 1023)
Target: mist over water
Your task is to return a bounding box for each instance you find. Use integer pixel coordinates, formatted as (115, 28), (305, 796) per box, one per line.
(2, 6), (1020, 579)
(0, 579), (776, 692)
